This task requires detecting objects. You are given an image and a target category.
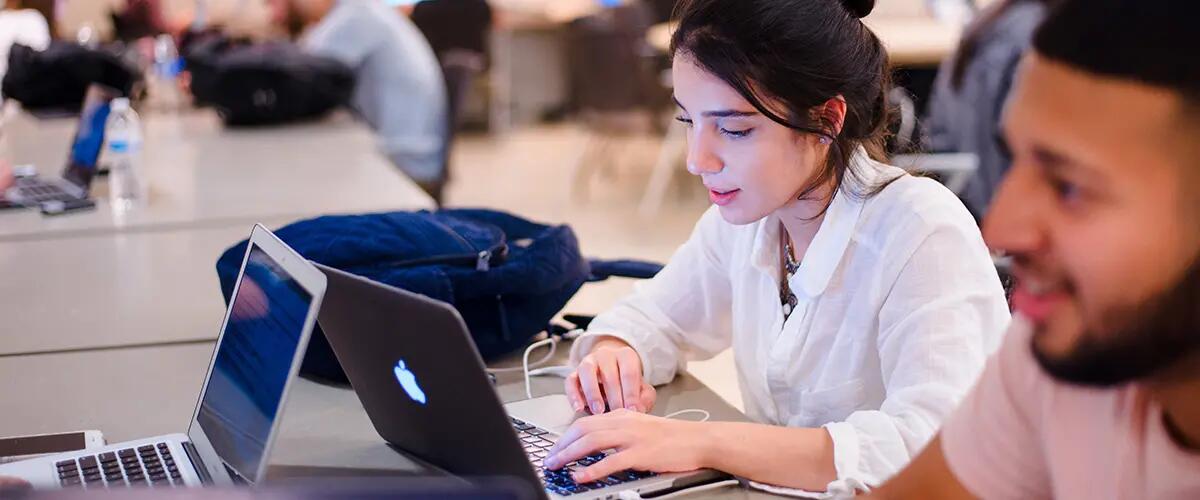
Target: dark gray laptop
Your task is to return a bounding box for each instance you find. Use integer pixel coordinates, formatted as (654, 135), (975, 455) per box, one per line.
(312, 264), (725, 500)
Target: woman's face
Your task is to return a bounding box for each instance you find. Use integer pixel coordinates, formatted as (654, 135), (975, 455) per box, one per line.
(672, 55), (824, 225)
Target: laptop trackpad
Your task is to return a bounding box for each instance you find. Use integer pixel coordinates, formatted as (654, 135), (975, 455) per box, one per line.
(503, 394), (579, 435)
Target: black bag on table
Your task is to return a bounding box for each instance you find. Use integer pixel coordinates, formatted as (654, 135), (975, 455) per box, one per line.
(183, 34), (355, 126)
(2, 42), (139, 112)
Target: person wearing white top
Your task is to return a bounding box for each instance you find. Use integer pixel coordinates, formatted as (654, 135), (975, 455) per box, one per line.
(542, 0), (1011, 495)
(0, 5), (50, 86)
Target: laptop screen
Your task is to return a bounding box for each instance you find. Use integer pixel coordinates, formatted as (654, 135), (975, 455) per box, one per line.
(194, 243), (313, 481)
(61, 84), (120, 189)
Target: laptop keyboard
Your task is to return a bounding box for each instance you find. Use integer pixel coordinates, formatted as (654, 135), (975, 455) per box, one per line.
(56, 443), (183, 488)
(12, 178), (76, 203)
(511, 418), (656, 497)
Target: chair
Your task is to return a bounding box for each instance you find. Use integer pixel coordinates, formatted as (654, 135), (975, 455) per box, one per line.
(564, 3), (662, 200)
(436, 49), (486, 205)
(408, 0), (494, 204)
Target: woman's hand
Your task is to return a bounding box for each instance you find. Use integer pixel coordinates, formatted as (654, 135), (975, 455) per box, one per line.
(0, 476), (30, 491)
(566, 337), (656, 414)
(0, 161), (13, 193)
(544, 410), (711, 484)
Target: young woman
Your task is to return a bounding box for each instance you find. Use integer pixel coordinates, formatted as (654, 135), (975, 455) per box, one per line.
(544, 0), (1011, 494)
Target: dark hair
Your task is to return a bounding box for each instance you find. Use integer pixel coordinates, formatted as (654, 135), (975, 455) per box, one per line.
(950, 0), (1054, 90)
(1034, 0), (1200, 105)
(670, 0), (894, 212)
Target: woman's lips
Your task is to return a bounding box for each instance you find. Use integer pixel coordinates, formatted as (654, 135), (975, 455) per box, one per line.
(708, 188), (740, 206)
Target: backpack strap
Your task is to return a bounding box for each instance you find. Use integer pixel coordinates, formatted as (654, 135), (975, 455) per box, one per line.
(586, 259), (663, 282)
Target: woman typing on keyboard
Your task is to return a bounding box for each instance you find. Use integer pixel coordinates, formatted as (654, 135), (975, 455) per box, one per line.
(544, 0), (1010, 496)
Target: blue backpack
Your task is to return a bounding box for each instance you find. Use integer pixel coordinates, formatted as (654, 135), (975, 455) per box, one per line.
(216, 209), (661, 383)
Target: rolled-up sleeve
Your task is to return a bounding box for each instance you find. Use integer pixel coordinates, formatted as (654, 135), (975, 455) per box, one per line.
(569, 207), (735, 386)
(821, 219), (1010, 490)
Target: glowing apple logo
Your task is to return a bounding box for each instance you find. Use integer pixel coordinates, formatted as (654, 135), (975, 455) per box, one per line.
(393, 360), (427, 405)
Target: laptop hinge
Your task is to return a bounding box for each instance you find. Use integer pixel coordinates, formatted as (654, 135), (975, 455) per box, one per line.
(225, 463), (250, 485)
(181, 441), (214, 485)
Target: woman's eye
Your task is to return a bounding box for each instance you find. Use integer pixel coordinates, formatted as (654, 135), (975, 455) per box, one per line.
(674, 116), (693, 126)
(720, 127), (752, 138)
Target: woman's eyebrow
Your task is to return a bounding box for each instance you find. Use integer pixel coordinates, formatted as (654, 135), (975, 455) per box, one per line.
(673, 97), (758, 118)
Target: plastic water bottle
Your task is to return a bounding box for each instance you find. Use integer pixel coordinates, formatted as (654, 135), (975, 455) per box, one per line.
(105, 98), (146, 211)
(151, 35), (184, 110)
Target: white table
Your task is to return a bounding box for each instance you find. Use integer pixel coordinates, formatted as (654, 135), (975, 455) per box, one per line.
(863, 16), (963, 67)
(0, 109), (434, 355)
(2, 225), (272, 355)
(0, 111), (430, 241)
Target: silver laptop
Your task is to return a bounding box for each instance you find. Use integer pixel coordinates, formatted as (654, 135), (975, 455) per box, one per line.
(0, 225), (327, 490)
(312, 263), (727, 500)
(3, 84), (120, 207)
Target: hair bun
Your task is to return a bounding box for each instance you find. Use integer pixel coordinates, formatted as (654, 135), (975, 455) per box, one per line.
(839, 0), (875, 18)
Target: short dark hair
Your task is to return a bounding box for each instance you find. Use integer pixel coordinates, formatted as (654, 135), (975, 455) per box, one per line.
(1034, 0), (1200, 104)
(1036, 0), (1200, 209)
(670, 0), (894, 214)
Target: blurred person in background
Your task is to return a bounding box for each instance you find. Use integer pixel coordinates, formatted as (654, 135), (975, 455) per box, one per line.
(873, 0), (1200, 498)
(109, 0), (171, 40)
(269, 0), (449, 204)
(543, 0), (1009, 495)
(1, 0), (52, 34)
(0, 0), (52, 84)
(924, 0), (1055, 220)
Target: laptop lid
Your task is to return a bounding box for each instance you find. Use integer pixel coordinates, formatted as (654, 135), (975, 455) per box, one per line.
(185, 225), (327, 485)
(60, 84), (121, 191)
(312, 264), (542, 494)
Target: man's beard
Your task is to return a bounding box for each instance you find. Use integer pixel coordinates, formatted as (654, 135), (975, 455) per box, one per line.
(1033, 257), (1200, 387)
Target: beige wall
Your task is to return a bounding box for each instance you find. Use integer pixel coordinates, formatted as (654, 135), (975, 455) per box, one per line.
(57, 0), (276, 41)
(868, 0), (1006, 19)
(869, 0), (929, 18)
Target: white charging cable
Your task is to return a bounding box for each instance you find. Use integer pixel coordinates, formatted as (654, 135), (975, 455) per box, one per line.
(501, 332), (713, 425)
(487, 335), (562, 374)
(522, 336), (560, 399)
(486, 329), (584, 399)
(662, 409), (711, 422)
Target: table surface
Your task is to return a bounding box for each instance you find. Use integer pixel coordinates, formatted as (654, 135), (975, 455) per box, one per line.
(647, 16), (962, 68)
(0, 110), (430, 241)
(1, 225), (283, 355)
(0, 342), (775, 498)
(0, 109), (433, 356)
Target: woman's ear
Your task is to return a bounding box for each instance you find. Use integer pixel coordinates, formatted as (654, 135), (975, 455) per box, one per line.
(818, 96), (848, 138)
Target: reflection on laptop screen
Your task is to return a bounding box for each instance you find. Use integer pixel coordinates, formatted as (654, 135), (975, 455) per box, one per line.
(196, 244), (312, 481)
(62, 85), (120, 189)
(70, 96), (110, 169)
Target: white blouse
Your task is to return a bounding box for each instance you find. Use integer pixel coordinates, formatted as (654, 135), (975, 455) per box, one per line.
(570, 152), (1010, 493)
